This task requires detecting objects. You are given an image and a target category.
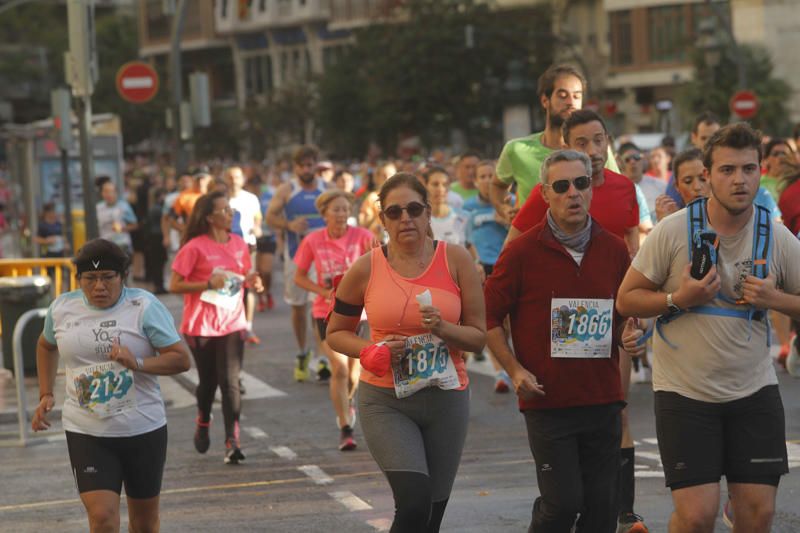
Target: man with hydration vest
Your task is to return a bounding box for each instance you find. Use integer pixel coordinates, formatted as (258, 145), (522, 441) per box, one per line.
(617, 123), (800, 532)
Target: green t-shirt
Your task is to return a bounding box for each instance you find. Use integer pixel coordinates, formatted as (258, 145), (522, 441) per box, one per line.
(451, 183), (480, 201)
(496, 131), (620, 205)
(760, 174), (780, 202)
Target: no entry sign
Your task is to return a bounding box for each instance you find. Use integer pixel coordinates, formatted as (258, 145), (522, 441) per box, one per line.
(116, 61), (159, 104)
(730, 90), (759, 120)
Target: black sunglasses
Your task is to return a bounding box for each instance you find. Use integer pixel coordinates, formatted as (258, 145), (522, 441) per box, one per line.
(546, 176), (592, 194)
(624, 153), (642, 163)
(383, 202), (427, 220)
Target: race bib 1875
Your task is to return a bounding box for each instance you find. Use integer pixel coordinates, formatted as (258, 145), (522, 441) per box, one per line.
(69, 361), (137, 418)
(550, 298), (614, 358)
(392, 333), (460, 398)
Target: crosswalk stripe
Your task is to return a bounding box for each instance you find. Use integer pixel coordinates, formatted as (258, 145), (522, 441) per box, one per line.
(298, 464), (333, 485)
(180, 368), (287, 400)
(329, 491), (372, 511)
(271, 446), (297, 459)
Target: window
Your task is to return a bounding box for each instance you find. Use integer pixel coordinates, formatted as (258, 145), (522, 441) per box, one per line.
(259, 0), (266, 11)
(647, 5), (688, 63)
(609, 10), (632, 66)
(244, 55), (273, 96)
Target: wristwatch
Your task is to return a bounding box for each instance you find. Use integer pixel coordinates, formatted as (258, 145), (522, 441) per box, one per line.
(666, 293), (681, 314)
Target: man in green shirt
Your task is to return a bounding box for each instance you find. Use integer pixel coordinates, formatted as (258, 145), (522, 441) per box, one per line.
(450, 151), (481, 208)
(491, 64), (619, 222)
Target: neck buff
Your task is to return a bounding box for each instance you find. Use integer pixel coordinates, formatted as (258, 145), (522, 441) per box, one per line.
(546, 209), (592, 253)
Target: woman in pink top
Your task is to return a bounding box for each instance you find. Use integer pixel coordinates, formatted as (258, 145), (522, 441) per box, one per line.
(169, 191), (263, 465)
(294, 190), (373, 451)
(327, 174), (486, 533)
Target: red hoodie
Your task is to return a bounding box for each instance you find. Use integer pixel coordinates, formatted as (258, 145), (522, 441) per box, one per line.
(484, 219), (630, 411)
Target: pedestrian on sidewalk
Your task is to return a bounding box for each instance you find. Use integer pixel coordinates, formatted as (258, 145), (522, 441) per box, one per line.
(32, 238), (190, 533)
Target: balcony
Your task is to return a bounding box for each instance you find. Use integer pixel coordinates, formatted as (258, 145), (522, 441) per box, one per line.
(216, 0), (331, 34)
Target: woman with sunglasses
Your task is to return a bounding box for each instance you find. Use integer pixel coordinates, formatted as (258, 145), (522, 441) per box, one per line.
(32, 238), (190, 533)
(293, 189), (374, 451)
(169, 191), (263, 464)
(327, 173), (486, 533)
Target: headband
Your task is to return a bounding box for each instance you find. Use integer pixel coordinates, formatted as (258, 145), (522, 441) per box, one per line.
(75, 256), (126, 276)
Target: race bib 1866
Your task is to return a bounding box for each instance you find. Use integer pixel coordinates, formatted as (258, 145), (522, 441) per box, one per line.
(69, 361), (137, 418)
(392, 333), (460, 399)
(550, 298), (614, 359)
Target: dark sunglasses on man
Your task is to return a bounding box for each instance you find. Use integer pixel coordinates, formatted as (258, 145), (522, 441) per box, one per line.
(544, 175), (592, 194)
(624, 153), (642, 163)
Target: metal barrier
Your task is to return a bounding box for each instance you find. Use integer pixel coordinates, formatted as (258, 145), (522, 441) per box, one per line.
(0, 308), (48, 447)
(0, 258), (77, 295)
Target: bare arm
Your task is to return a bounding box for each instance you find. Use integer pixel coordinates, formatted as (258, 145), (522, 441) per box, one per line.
(32, 335), (59, 431)
(295, 266), (331, 298)
(169, 271), (227, 294)
(109, 339), (191, 375)
(266, 184), (291, 231)
(326, 254), (374, 358)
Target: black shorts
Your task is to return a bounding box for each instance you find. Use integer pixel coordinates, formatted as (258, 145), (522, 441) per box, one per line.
(256, 235), (277, 254)
(66, 425), (168, 498)
(655, 385), (787, 490)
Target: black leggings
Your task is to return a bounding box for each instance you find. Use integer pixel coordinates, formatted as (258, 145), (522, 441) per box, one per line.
(385, 471), (449, 533)
(186, 331), (244, 441)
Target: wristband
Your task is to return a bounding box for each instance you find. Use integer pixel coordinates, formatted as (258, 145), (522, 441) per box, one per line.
(39, 392), (54, 401)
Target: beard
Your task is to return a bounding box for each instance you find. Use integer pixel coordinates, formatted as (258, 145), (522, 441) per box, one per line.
(548, 112), (565, 130)
(298, 172), (315, 184)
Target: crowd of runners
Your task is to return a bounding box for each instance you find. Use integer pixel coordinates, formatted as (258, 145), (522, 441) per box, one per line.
(25, 62), (800, 533)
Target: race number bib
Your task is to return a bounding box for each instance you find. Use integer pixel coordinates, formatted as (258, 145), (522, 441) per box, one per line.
(392, 333), (460, 399)
(200, 268), (245, 310)
(550, 298), (614, 359)
(69, 361), (137, 418)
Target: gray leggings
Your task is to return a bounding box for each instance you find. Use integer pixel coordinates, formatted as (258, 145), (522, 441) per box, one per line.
(358, 381), (470, 502)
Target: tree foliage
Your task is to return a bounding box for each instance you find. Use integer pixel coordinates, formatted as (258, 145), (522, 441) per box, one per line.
(317, 0), (554, 158)
(680, 44), (793, 135)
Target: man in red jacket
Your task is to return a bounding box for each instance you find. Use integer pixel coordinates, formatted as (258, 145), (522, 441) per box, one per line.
(485, 149), (645, 533)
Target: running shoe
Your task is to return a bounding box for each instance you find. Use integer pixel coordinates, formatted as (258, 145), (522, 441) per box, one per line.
(722, 497), (734, 529)
(616, 512), (649, 533)
(194, 415), (211, 454)
(494, 371), (511, 393)
(317, 358), (331, 382)
(294, 351), (311, 382)
(339, 425), (357, 451)
(224, 439), (246, 464)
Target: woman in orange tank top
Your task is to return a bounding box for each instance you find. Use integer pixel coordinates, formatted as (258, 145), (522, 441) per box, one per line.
(328, 173), (486, 533)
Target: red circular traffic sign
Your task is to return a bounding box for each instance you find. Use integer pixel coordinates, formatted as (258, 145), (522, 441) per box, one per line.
(116, 61), (159, 104)
(730, 90), (759, 120)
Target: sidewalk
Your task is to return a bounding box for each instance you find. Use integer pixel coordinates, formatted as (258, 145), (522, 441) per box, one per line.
(0, 368), (65, 425)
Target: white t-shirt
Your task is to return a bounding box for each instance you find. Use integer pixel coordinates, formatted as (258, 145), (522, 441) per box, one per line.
(636, 175), (667, 223)
(632, 208), (800, 402)
(96, 200), (137, 250)
(43, 287), (182, 437)
(431, 209), (469, 247)
(229, 189), (261, 246)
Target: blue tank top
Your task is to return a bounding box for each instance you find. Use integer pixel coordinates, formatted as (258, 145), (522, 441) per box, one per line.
(284, 180), (325, 258)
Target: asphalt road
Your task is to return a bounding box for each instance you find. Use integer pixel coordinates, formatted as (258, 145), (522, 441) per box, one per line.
(2, 268), (800, 532)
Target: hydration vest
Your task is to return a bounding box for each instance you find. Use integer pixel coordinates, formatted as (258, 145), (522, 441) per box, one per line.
(640, 197), (772, 348)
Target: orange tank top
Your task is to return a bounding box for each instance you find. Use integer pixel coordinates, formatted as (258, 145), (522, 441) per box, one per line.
(362, 241), (468, 389)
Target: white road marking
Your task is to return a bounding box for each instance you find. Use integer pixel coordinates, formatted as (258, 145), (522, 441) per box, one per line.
(367, 518), (392, 531)
(181, 368), (287, 400)
(329, 491), (372, 511)
(635, 451), (663, 465)
(635, 471), (665, 478)
(641, 438), (659, 445)
(243, 426), (268, 439)
(298, 464), (333, 485)
(271, 446), (297, 459)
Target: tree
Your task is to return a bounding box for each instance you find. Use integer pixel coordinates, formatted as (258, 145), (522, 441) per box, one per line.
(316, 0), (554, 157)
(680, 44), (793, 135)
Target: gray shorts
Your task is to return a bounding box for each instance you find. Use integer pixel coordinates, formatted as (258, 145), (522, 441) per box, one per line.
(358, 381), (470, 501)
(283, 257), (310, 307)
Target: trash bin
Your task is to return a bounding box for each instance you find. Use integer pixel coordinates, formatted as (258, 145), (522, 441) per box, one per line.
(0, 276), (51, 375)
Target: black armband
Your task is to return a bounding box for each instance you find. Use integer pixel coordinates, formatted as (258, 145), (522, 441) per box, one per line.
(334, 297), (364, 317)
